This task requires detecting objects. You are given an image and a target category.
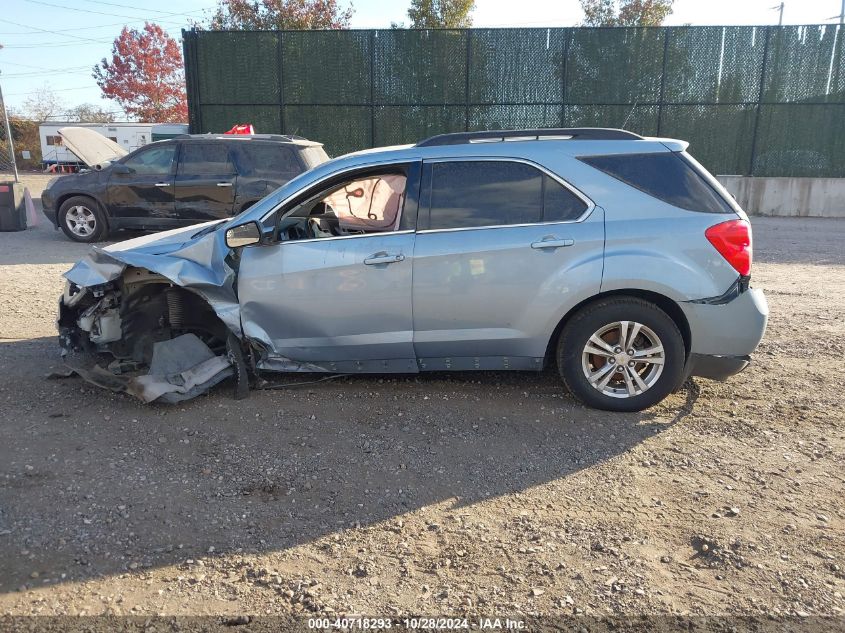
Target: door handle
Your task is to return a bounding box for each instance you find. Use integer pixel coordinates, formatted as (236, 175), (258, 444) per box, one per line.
(364, 252), (405, 265)
(531, 236), (575, 249)
(217, 182), (233, 187)
(154, 182), (170, 187)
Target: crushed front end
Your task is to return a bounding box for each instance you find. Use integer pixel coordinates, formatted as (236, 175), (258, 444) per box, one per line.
(59, 267), (248, 403)
(57, 219), (251, 403)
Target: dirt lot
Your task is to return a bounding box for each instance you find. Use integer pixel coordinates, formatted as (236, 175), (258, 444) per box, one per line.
(0, 173), (843, 620)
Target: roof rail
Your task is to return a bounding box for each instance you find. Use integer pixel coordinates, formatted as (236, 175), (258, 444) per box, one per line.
(172, 133), (310, 142)
(416, 128), (643, 147)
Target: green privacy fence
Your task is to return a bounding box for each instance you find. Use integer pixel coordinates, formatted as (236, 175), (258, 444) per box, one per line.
(182, 25), (845, 177)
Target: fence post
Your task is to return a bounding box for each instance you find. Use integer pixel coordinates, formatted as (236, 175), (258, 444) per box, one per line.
(464, 30), (472, 132)
(278, 31), (285, 134)
(560, 28), (571, 127)
(370, 31), (376, 148)
(748, 26), (773, 176)
(182, 29), (202, 134)
(656, 28), (671, 136)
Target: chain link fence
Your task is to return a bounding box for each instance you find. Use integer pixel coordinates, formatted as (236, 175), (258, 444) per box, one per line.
(183, 25), (845, 177)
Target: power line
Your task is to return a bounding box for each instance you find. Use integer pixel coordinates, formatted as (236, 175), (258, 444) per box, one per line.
(5, 86), (96, 96)
(21, 0), (208, 23)
(0, 16), (196, 34)
(76, 0), (211, 18)
(1, 40), (114, 48)
(2, 68), (93, 78)
(0, 60), (73, 70)
(0, 16), (115, 43)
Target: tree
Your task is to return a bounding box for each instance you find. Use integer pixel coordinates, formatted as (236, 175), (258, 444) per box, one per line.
(0, 117), (41, 169)
(66, 103), (115, 123)
(21, 85), (66, 122)
(580, 0), (617, 26)
(93, 23), (187, 122)
(406, 0), (475, 28)
(206, 0), (353, 30)
(580, 0), (674, 26)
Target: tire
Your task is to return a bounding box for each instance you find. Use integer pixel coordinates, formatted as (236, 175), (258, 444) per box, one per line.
(227, 333), (250, 401)
(557, 297), (686, 412)
(58, 196), (108, 243)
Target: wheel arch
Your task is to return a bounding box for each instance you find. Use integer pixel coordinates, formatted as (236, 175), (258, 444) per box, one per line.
(545, 289), (692, 366)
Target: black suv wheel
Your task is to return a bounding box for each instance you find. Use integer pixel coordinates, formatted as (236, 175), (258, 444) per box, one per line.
(58, 196), (108, 243)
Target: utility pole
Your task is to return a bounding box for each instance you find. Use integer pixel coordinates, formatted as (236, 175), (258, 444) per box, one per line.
(0, 73), (20, 183)
(771, 2), (784, 25)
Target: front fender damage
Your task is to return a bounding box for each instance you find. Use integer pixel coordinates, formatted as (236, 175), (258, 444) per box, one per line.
(59, 237), (247, 404)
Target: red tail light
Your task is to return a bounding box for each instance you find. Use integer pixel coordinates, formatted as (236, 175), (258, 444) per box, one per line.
(705, 219), (752, 276)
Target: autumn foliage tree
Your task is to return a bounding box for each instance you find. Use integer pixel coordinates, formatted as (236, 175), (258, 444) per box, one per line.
(580, 0), (674, 26)
(93, 23), (187, 122)
(207, 0), (353, 30)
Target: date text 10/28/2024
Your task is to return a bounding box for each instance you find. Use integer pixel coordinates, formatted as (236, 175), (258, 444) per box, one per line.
(308, 617), (527, 630)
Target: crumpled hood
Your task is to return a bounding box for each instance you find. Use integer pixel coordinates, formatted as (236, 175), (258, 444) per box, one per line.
(58, 126), (128, 168)
(103, 220), (225, 257)
(63, 219), (242, 335)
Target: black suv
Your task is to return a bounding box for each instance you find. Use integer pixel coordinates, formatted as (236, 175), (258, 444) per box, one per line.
(41, 134), (329, 242)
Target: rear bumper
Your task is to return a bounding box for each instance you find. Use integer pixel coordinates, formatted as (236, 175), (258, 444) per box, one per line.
(680, 286), (768, 379)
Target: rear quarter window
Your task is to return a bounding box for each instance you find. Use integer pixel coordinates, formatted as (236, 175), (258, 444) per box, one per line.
(579, 152), (733, 214)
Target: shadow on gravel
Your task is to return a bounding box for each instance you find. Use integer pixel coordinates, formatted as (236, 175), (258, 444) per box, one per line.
(0, 336), (698, 594)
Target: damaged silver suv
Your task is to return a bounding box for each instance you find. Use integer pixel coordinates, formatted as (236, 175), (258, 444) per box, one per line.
(60, 128), (768, 412)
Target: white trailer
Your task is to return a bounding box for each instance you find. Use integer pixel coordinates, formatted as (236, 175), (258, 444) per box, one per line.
(39, 122), (188, 171)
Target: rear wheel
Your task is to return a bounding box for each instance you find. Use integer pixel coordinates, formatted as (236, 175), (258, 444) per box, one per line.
(557, 297), (686, 412)
(58, 196), (108, 242)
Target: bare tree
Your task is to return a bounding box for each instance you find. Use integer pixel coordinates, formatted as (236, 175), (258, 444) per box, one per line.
(20, 84), (66, 122)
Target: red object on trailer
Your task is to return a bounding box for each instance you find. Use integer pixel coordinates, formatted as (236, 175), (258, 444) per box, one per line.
(224, 123), (255, 135)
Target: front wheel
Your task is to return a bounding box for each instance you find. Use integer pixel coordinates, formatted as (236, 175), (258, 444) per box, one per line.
(58, 196), (108, 243)
(558, 297), (686, 412)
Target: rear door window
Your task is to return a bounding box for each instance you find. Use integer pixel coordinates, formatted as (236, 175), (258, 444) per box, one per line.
(579, 152), (733, 213)
(428, 161), (542, 229)
(424, 160), (587, 230)
(231, 144), (302, 178)
(178, 143), (234, 175)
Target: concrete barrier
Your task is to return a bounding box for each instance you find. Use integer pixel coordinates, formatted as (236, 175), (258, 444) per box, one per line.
(716, 176), (845, 218)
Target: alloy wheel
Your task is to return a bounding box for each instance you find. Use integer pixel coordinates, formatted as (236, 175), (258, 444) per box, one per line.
(65, 205), (97, 238)
(581, 320), (665, 399)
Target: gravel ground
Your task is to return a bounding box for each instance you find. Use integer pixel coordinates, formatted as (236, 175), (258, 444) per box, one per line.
(0, 173), (843, 619)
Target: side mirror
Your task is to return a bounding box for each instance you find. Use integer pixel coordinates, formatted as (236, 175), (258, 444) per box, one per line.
(112, 163), (132, 175)
(226, 221), (262, 248)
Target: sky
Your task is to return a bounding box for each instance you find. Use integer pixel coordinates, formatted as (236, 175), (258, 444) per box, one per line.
(1, 0), (843, 118)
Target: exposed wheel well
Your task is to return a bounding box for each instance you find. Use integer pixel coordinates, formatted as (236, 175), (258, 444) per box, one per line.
(545, 289), (692, 367)
(113, 281), (230, 363)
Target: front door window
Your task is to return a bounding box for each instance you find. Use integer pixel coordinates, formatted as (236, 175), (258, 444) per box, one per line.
(278, 171), (409, 242)
(122, 144), (175, 175)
